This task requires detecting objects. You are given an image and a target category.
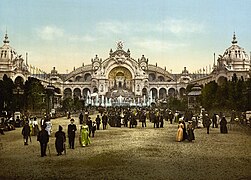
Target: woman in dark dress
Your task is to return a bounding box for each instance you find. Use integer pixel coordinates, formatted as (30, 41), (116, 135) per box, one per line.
(55, 125), (66, 156)
(181, 120), (187, 141)
(220, 116), (228, 133)
(187, 121), (195, 142)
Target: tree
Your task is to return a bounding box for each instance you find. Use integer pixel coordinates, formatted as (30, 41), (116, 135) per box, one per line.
(201, 81), (218, 110)
(0, 74), (15, 113)
(23, 77), (46, 112)
(62, 97), (74, 112)
(168, 96), (187, 111)
(201, 74), (251, 112)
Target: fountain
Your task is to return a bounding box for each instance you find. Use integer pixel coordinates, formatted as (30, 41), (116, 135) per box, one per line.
(95, 94), (99, 106)
(91, 97), (94, 106)
(105, 97), (108, 107)
(118, 95), (123, 106)
(143, 95), (146, 106)
(101, 95), (105, 107)
(87, 91), (91, 105)
(148, 90), (153, 106)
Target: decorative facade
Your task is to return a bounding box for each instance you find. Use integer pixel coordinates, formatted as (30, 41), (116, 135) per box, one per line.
(0, 33), (250, 107)
(52, 41), (188, 106)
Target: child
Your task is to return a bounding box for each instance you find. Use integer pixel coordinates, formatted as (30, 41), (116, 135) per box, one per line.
(92, 121), (97, 137)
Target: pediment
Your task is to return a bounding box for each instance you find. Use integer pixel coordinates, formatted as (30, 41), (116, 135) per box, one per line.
(110, 49), (130, 59)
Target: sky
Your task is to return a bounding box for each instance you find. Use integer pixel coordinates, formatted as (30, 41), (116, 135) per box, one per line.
(0, 0), (251, 74)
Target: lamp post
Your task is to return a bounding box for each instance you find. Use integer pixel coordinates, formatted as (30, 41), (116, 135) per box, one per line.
(13, 86), (24, 112)
(45, 84), (55, 118)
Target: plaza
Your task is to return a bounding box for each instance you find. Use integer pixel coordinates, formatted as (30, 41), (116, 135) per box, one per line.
(0, 114), (250, 179)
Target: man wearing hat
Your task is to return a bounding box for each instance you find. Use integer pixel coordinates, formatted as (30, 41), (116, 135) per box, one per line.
(37, 125), (49, 157)
(67, 119), (77, 149)
(22, 121), (31, 145)
(204, 114), (211, 134)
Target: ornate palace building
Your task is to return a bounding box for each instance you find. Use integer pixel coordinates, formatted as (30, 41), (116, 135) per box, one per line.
(48, 41), (189, 106)
(0, 32), (250, 107)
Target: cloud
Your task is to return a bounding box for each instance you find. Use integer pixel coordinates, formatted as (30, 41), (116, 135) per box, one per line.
(69, 34), (96, 42)
(155, 17), (204, 34)
(95, 17), (204, 36)
(36, 25), (96, 42)
(133, 39), (188, 51)
(96, 21), (131, 35)
(36, 25), (64, 40)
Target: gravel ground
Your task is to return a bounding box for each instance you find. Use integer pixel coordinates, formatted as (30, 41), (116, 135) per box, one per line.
(0, 114), (251, 180)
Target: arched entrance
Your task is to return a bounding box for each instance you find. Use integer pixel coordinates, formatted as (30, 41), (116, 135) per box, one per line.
(159, 88), (167, 99)
(64, 88), (72, 99)
(108, 67), (132, 91)
(73, 88), (81, 99)
(168, 88), (175, 97)
(14, 76), (24, 86)
(179, 87), (186, 97)
(108, 66), (133, 99)
(142, 88), (147, 96)
(150, 88), (158, 99)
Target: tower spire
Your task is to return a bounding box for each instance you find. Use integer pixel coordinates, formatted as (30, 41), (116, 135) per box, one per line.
(3, 30), (9, 44)
(213, 53), (215, 66)
(232, 32), (237, 44)
(26, 52), (28, 65)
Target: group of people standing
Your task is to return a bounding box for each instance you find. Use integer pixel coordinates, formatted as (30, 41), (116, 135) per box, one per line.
(202, 112), (228, 134)
(176, 120), (195, 142)
(21, 107), (231, 157)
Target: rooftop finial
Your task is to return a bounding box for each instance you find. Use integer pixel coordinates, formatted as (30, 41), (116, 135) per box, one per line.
(117, 40), (124, 50)
(232, 32), (237, 44)
(3, 30), (9, 44)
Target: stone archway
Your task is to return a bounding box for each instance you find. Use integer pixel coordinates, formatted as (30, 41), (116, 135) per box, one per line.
(14, 76), (24, 86)
(73, 88), (81, 99)
(64, 88), (72, 99)
(83, 88), (91, 97)
(179, 87), (186, 97)
(159, 88), (167, 99)
(142, 88), (147, 96)
(149, 73), (156, 81)
(168, 88), (175, 97)
(150, 88), (158, 99)
(107, 66), (134, 98)
(84, 73), (92, 81)
(75, 75), (83, 82)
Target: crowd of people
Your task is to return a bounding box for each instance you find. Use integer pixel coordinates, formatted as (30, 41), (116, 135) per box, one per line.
(9, 107), (236, 157)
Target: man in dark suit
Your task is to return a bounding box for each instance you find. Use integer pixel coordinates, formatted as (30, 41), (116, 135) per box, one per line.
(67, 119), (77, 149)
(102, 113), (108, 130)
(37, 125), (49, 157)
(22, 121), (31, 145)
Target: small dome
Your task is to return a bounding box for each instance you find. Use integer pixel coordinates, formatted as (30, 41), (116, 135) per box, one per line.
(0, 33), (18, 60)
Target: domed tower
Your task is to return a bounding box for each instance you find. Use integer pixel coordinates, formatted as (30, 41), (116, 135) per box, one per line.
(0, 32), (28, 79)
(220, 33), (250, 71)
